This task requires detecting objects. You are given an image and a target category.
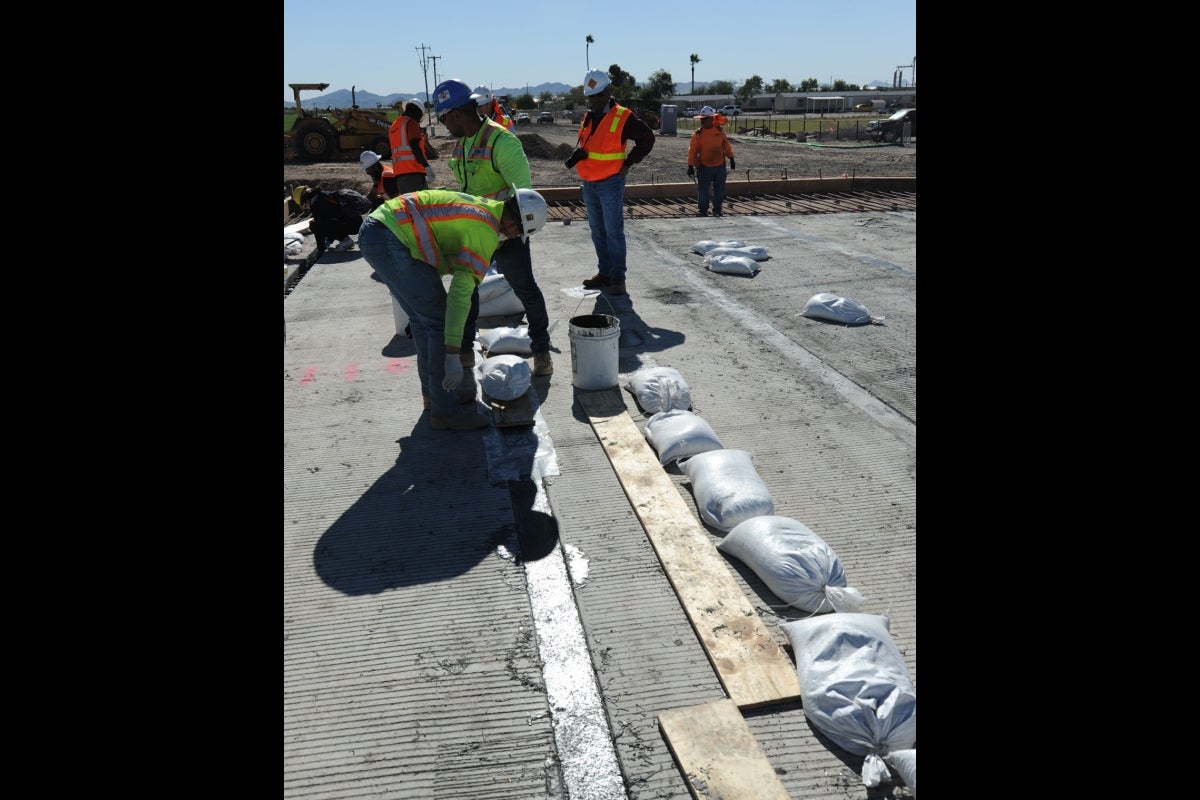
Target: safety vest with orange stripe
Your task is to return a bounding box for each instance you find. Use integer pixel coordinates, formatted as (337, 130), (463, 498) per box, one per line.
(388, 116), (427, 176)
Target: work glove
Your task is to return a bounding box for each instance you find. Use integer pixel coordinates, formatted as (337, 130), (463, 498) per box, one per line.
(729, 159), (736, 170)
(441, 353), (463, 391)
(425, 166), (435, 184)
(686, 165), (695, 178)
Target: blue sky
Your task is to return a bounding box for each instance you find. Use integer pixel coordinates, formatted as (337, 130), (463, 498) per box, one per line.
(284, 0), (916, 101)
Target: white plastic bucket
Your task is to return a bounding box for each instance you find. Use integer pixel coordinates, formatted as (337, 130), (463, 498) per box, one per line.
(391, 295), (409, 335)
(569, 314), (620, 390)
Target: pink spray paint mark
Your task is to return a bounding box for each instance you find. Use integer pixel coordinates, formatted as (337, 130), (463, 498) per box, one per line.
(344, 363), (359, 381)
(386, 359), (413, 374)
(299, 366), (318, 386)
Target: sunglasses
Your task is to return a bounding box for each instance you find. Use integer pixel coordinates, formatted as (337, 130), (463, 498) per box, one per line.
(438, 108), (456, 125)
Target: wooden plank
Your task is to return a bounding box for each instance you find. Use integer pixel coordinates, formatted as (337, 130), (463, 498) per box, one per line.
(659, 699), (791, 800)
(577, 388), (801, 708)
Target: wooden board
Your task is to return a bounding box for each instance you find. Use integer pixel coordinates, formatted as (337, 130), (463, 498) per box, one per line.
(659, 699), (791, 800)
(577, 387), (801, 708)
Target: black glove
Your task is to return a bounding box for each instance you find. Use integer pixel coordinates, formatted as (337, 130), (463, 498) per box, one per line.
(564, 148), (588, 168)
(729, 158), (736, 170)
(686, 165), (695, 178)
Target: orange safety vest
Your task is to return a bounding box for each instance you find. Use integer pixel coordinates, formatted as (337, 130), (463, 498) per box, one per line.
(486, 99), (513, 130)
(575, 104), (631, 181)
(389, 116), (426, 176)
(373, 165), (395, 198)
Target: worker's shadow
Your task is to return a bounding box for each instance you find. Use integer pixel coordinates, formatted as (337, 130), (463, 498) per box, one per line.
(583, 290), (685, 375)
(312, 414), (560, 596)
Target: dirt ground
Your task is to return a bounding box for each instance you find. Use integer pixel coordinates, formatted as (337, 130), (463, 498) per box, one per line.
(283, 117), (916, 204)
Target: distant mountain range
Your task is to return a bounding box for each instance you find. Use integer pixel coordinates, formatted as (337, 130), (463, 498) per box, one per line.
(283, 79), (910, 108)
(283, 81), (736, 108)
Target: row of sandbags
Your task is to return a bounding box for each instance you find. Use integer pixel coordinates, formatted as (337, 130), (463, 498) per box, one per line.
(624, 365), (916, 795)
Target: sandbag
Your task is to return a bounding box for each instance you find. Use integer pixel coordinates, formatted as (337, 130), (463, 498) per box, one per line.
(478, 325), (532, 355)
(643, 409), (724, 465)
(801, 293), (885, 325)
(781, 613), (916, 789)
(478, 273), (525, 317)
(624, 367), (692, 414)
(716, 515), (863, 613)
(691, 239), (747, 255)
(704, 253), (760, 275)
(704, 245), (770, 261)
(885, 749), (916, 796)
(479, 354), (531, 401)
(678, 449), (774, 532)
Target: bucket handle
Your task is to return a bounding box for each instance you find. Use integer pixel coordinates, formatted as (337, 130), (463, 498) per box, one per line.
(573, 291), (618, 321)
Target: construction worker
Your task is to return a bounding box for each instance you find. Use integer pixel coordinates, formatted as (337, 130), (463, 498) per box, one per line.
(389, 98), (435, 193)
(474, 86), (513, 130)
(686, 106), (735, 217)
(435, 78), (555, 377)
(569, 68), (655, 296)
(359, 150), (397, 209)
(356, 187), (549, 431)
(294, 185), (367, 255)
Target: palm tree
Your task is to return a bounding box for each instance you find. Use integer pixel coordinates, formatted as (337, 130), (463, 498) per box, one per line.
(586, 35), (594, 69)
(690, 53), (701, 94)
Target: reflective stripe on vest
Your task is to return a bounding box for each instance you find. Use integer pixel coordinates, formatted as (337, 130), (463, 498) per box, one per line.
(450, 123), (511, 201)
(389, 118), (425, 175)
(386, 194), (498, 279)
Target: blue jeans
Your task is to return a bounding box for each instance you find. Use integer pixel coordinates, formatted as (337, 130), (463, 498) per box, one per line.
(696, 164), (727, 215)
(581, 172), (627, 281)
(461, 236), (551, 354)
(358, 215), (461, 417)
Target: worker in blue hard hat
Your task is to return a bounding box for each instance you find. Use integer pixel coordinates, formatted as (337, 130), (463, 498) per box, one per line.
(433, 78), (555, 377)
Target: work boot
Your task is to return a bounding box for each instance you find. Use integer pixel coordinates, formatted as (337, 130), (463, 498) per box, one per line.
(697, 210), (709, 217)
(422, 393), (431, 411)
(430, 412), (491, 431)
(606, 281), (627, 296)
(582, 273), (612, 289)
(532, 351), (554, 376)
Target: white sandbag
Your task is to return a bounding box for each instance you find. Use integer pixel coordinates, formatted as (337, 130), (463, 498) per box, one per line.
(885, 749), (916, 796)
(478, 273), (526, 317)
(704, 253), (760, 275)
(624, 367), (692, 414)
(801, 293), (885, 325)
(678, 449), (774, 532)
(691, 239), (747, 255)
(705, 245), (770, 261)
(480, 354), (531, 401)
(643, 409), (724, 465)
(284, 231), (304, 255)
(781, 613), (916, 788)
(716, 515), (864, 613)
(478, 325), (532, 355)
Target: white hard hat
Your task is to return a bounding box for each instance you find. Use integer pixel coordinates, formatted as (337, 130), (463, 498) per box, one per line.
(359, 151), (382, 170)
(696, 106), (716, 118)
(511, 185), (548, 242)
(403, 98), (423, 114)
(474, 86), (492, 106)
(582, 69), (610, 96)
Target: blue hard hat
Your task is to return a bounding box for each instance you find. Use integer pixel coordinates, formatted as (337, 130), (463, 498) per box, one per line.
(434, 79), (481, 114)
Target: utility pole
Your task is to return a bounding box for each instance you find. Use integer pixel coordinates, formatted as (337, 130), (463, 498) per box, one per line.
(428, 54), (442, 137)
(416, 44), (432, 136)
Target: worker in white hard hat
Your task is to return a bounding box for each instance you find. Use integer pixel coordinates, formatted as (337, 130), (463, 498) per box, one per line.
(356, 186), (548, 430)
(359, 150), (397, 209)
(474, 86), (513, 130)
(686, 106), (735, 217)
(570, 68), (655, 296)
(435, 78), (555, 377)
(388, 98), (435, 193)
